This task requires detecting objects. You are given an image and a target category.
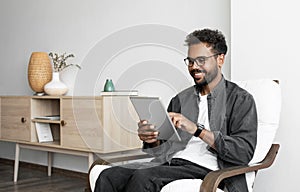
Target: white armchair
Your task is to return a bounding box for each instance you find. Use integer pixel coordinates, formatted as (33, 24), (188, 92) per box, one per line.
(88, 79), (281, 192)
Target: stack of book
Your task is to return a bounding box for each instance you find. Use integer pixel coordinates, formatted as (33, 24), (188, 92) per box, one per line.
(34, 115), (60, 120)
(100, 90), (138, 96)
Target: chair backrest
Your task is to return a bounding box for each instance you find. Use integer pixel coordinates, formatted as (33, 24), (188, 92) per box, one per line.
(235, 79), (281, 164)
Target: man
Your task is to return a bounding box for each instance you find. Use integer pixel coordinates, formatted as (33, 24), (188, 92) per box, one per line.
(94, 29), (257, 192)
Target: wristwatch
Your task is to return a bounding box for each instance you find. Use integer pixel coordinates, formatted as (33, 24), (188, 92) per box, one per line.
(194, 123), (205, 137)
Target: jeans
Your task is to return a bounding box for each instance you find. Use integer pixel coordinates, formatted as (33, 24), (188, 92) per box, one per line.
(94, 158), (212, 192)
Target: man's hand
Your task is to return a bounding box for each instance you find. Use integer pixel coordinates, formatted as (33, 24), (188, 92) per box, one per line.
(138, 120), (159, 144)
(169, 112), (216, 148)
(168, 112), (197, 135)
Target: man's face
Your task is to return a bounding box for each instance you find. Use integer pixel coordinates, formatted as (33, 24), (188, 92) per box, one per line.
(187, 43), (221, 88)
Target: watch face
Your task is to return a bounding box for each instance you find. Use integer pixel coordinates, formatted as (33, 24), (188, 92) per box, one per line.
(197, 123), (205, 130)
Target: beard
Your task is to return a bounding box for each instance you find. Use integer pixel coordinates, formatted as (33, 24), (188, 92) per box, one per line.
(192, 64), (219, 91)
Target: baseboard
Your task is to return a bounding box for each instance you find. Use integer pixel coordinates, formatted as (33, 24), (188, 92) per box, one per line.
(0, 158), (88, 180)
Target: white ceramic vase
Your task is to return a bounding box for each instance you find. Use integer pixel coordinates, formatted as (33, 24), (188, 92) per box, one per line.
(44, 72), (68, 96)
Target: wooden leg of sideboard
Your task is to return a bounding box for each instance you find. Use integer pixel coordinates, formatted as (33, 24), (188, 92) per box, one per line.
(48, 151), (52, 176)
(88, 152), (94, 169)
(14, 143), (20, 183)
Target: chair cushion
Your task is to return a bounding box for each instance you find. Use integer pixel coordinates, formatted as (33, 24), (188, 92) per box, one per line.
(235, 79), (281, 164)
(89, 165), (111, 192)
(236, 79), (281, 192)
(160, 179), (225, 192)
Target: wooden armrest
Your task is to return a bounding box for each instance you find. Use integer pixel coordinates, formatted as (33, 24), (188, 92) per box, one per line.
(200, 144), (280, 192)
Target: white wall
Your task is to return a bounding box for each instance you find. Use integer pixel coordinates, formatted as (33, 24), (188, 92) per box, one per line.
(0, 0), (230, 173)
(231, 0), (299, 191)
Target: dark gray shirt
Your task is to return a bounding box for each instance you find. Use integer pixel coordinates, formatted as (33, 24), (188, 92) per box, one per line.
(143, 77), (257, 192)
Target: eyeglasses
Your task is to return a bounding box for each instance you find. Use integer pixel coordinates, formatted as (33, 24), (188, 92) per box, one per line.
(184, 53), (220, 67)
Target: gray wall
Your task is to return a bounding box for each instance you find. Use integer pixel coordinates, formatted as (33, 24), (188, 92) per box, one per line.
(0, 0), (230, 173)
(231, 0), (299, 191)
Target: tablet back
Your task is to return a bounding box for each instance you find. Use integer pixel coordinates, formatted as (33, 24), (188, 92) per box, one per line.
(130, 97), (181, 141)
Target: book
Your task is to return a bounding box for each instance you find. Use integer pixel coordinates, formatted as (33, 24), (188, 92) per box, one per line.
(35, 122), (53, 142)
(100, 90), (138, 96)
(34, 115), (60, 120)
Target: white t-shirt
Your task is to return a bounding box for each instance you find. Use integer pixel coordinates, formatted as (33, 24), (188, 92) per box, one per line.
(172, 94), (219, 171)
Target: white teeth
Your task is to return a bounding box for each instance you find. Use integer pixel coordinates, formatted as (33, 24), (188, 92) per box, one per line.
(194, 72), (204, 78)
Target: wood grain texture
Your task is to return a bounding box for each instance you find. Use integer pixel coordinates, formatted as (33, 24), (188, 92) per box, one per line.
(61, 96), (141, 153)
(1, 96), (142, 153)
(1, 97), (31, 141)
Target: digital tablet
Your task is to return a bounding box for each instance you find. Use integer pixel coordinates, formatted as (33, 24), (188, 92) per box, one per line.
(129, 96), (181, 141)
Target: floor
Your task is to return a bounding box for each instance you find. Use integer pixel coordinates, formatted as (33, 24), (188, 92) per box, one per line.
(0, 160), (88, 192)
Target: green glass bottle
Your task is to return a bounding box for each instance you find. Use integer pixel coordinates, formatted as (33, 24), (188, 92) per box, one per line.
(103, 79), (115, 92)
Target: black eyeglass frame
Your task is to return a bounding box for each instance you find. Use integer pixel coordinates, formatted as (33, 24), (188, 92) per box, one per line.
(184, 53), (220, 67)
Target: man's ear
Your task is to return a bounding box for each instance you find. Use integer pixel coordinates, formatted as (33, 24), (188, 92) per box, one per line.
(217, 54), (225, 68)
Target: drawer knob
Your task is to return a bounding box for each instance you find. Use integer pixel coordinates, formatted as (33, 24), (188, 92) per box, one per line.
(21, 117), (26, 123)
(61, 120), (67, 126)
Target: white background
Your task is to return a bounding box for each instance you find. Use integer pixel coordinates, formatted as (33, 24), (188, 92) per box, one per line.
(231, 0), (299, 191)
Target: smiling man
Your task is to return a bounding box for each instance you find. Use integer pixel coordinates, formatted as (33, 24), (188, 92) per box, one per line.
(94, 29), (258, 192)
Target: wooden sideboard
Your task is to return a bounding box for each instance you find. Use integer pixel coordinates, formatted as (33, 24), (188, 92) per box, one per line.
(0, 95), (147, 182)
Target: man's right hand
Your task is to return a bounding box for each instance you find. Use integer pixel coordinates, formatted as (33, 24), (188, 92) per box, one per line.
(137, 120), (159, 144)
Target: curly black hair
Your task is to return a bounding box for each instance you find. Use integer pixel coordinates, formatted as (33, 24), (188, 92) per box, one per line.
(185, 29), (227, 55)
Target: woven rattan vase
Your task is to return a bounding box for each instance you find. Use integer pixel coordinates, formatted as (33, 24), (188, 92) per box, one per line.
(28, 52), (53, 95)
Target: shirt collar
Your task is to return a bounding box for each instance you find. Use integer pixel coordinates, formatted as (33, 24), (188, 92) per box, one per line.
(209, 75), (225, 99)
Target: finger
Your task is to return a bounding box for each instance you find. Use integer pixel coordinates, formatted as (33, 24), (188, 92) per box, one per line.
(144, 138), (158, 143)
(138, 120), (148, 127)
(138, 121), (152, 131)
(141, 134), (158, 140)
(139, 130), (158, 136)
(138, 124), (156, 133)
(175, 120), (181, 128)
(170, 114), (180, 127)
(139, 132), (159, 142)
(138, 130), (159, 137)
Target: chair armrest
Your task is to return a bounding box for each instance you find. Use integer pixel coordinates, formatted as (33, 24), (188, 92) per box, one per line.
(199, 144), (280, 192)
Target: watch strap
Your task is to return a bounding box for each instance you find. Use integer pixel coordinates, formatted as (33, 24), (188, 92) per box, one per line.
(194, 123), (205, 137)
